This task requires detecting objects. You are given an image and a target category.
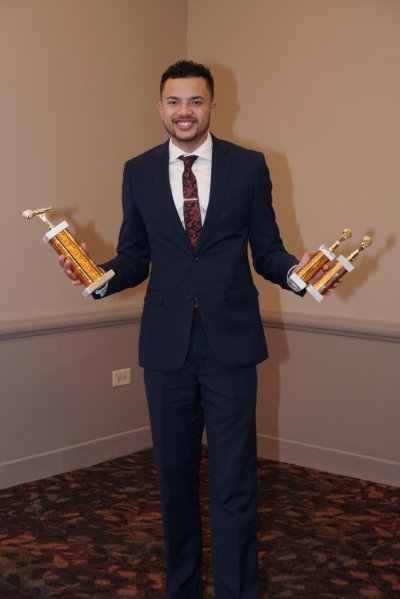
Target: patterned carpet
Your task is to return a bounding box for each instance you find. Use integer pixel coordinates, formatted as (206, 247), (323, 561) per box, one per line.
(0, 448), (399, 598)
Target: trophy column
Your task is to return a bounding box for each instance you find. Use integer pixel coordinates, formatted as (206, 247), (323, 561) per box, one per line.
(23, 207), (115, 297)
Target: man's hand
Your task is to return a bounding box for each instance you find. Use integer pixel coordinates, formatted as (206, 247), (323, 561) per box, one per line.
(294, 249), (343, 291)
(58, 243), (88, 286)
(294, 250), (320, 274)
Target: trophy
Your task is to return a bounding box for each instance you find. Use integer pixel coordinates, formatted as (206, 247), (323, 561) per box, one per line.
(289, 228), (353, 290)
(22, 207), (115, 297)
(306, 236), (373, 302)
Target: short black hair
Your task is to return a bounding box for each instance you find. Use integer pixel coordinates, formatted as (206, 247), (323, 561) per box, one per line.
(160, 60), (214, 98)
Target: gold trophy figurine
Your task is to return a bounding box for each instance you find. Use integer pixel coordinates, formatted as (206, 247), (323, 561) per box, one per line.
(306, 236), (373, 302)
(289, 228), (353, 290)
(22, 207), (115, 297)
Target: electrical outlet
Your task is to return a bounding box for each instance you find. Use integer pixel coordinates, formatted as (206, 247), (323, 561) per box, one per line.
(112, 368), (131, 388)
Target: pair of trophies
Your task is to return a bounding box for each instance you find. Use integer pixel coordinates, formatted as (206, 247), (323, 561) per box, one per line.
(289, 228), (372, 301)
(22, 207), (372, 301)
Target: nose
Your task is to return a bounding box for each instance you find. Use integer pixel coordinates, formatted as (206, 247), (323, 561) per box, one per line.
(177, 101), (193, 116)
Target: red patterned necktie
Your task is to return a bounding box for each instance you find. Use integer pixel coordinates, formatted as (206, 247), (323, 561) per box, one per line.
(179, 155), (202, 247)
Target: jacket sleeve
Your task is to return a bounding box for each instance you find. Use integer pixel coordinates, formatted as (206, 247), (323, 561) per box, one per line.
(96, 162), (150, 297)
(249, 153), (299, 290)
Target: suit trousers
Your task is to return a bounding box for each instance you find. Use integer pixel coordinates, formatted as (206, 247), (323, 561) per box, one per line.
(144, 317), (259, 599)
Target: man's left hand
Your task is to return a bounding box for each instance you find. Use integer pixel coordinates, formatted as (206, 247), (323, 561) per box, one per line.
(295, 249), (343, 290)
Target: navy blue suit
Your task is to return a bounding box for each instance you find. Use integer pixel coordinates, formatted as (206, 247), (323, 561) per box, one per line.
(99, 135), (299, 598)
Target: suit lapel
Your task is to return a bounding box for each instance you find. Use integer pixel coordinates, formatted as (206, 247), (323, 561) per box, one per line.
(197, 135), (232, 249)
(151, 141), (192, 250)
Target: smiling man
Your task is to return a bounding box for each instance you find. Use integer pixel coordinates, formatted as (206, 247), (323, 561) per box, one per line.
(60, 60), (314, 599)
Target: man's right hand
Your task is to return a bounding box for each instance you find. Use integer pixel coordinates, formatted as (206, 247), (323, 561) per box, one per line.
(58, 243), (88, 286)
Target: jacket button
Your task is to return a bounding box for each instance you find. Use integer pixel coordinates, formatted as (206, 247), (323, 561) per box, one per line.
(186, 294), (192, 300)
(192, 256), (199, 262)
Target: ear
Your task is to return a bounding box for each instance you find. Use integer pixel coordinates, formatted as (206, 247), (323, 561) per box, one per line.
(210, 101), (217, 118)
(157, 101), (163, 119)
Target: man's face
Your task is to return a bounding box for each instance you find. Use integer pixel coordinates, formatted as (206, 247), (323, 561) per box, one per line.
(157, 77), (216, 152)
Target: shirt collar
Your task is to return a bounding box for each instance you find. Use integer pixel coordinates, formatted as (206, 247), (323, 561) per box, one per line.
(169, 132), (213, 163)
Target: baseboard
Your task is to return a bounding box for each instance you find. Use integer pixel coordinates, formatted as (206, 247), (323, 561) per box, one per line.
(257, 433), (400, 487)
(3, 429), (398, 489)
(0, 426), (152, 489)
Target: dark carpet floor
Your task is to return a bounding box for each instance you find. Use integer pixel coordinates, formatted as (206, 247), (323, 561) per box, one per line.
(0, 448), (398, 598)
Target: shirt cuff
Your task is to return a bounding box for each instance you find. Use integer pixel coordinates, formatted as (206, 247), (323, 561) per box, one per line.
(94, 282), (109, 297)
(287, 265), (302, 293)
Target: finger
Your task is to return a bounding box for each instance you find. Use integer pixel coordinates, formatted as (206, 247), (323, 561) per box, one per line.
(63, 259), (78, 281)
(295, 249), (318, 272)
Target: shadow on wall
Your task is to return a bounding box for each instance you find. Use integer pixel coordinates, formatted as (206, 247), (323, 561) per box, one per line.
(333, 232), (396, 302)
(207, 61), (306, 256)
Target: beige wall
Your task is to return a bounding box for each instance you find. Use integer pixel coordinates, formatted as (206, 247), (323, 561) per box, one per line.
(1, 1), (399, 488)
(1, 0), (187, 323)
(188, 0), (399, 328)
(3, 0), (398, 327)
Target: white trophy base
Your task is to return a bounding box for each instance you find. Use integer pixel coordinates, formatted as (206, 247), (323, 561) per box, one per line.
(42, 221), (69, 243)
(320, 244), (336, 261)
(306, 284), (325, 302)
(82, 269), (115, 298)
(289, 271), (306, 290)
(337, 255), (354, 273)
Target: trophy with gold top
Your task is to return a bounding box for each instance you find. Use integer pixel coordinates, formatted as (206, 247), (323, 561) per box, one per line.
(289, 228), (353, 290)
(306, 236), (373, 302)
(22, 207), (115, 297)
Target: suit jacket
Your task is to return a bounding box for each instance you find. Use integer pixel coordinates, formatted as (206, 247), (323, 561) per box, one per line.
(99, 135), (299, 370)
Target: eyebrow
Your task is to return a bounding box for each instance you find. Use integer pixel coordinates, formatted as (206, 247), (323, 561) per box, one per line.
(166, 95), (205, 101)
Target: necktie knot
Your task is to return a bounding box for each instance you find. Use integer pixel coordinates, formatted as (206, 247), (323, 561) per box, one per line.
(179, 155), (198, 169)
(179, 154), (199, 200)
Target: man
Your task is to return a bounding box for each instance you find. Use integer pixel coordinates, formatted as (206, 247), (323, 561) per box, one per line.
(61, 60), (314, 599)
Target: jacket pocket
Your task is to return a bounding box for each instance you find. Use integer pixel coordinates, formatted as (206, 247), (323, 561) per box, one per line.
(144, 289), (163, 305)
(228, 285), (259, 304)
